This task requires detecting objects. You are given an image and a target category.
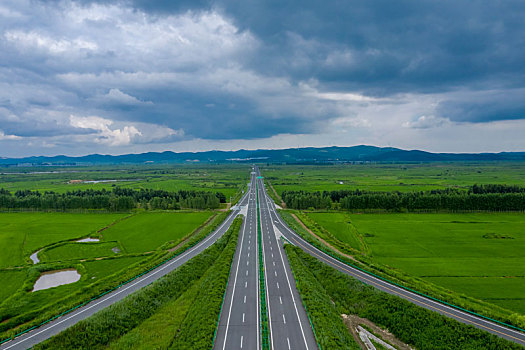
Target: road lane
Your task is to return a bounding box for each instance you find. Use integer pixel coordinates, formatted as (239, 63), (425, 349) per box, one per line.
(256, 169), (318, 350)
(214, 172), (260, 350)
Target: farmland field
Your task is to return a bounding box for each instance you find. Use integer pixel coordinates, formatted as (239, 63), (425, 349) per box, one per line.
(39, 242), (124, 262)
(0, 164), (248, 200)
(304, 211), (525, 313)
(262, 162), (525, 194)
(0, 212), (126, 267)
(101, 211), (214, 253)
(0, 210), (218, 338)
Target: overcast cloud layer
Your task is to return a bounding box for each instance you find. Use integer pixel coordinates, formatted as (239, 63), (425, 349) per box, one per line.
(1, 0), (524, 156)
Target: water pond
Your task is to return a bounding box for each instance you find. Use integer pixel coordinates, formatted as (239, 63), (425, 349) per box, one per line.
(32, 269), (81, 292)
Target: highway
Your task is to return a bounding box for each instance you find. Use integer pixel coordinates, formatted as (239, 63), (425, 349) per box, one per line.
(0, 189), (251, 350)
(257, 170), (525, 346)
(256, 169), (318, 350)
(214, 171), (260, 350)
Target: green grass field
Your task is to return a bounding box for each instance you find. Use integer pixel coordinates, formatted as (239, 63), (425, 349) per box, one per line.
(101, 211), (214, 253)
(0, 164), (249, 199)
(39, 242), (123, 262)
(262, 162), (525, 194)
(307, 212), (363, 251)
(0, 212), (126, 267)
(0, 210), (218, 340)
(304, 211), (525, 313)
(0, 270), (26, 302)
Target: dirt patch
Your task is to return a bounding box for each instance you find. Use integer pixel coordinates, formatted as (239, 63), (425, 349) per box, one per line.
(97, 214), (135, 238)
(218, 202), (231, 212)
(290, 213), (357, 262)
(168, 213), (217, 252)
(342, 314), (413, 350)
(268, 181), (286, 208)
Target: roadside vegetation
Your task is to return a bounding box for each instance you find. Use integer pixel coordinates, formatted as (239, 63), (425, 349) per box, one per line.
(34, 217), (242, 350)
(285, 244), (523, 350)
(264, 163), (525, 330)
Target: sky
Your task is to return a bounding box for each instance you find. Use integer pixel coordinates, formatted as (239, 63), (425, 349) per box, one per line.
(1, 0), (525, 157)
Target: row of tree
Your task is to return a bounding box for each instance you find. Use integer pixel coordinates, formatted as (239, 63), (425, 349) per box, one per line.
(281, 185), (525, 211)
(0, 188), (226, 211)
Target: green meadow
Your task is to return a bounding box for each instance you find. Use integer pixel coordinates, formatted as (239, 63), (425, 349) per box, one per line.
(304, 211), (525, 314)
(262, 162), (525, 194)
(0, 212), (126, 267)
(0, 210), (218, 339)
(0, 164), (248, 199)
(101, 211), (213, 253)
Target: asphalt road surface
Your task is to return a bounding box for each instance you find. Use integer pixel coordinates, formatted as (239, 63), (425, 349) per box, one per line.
(214, 171), (260, 350)
(256, 169), (318, 350)
(257, 171), (525, 347)
(0, 190), (251, 350)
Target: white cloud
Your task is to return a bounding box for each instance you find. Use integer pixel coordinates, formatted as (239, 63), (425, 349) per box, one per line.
(70, 115), (141, 146)
(69, 115), (184, 146)
(4, 30), (98, 54)
(403, 115), (451, 129)
(0, 130), (21, 140)
(102, 89), (153, 105)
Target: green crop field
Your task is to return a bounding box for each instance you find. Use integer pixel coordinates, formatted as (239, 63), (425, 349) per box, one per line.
(39, 242), (124, 262)
(304, 211), (525, 314)
(307, 212), (363, 251)
(101, 211), (214, 253)
(0, 210), (219, 339)
(262, 162), (525, 194)
(0, 212), (126, 267)
(0, 164), (249, 199)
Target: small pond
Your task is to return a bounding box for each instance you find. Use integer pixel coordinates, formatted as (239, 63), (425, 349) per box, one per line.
(76, 237), (100, 243)
(30, 250), (41, 264)
(32, 269), (81, 292)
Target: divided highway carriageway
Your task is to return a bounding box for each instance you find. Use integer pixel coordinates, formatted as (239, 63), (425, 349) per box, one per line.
(3, 166), (524, 349)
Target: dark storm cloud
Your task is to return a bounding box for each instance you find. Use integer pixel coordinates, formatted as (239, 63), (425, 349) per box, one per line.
(437, 89), (525, 123)
(1, 0), (525, 156)
(122, 0), (525, 94)
(110, 0), (525, 125)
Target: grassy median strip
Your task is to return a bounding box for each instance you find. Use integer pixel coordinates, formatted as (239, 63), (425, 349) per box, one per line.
(257, 183), (271, 350)
(285, 244), (523, 350)
(285, 245), (360, 349)
(34, 216), (242, 350)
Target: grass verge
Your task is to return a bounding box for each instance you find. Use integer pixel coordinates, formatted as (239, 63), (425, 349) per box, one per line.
(285, 244), (523, 350)
(279, 209), (525, 331)
(34, 216), (242, 349)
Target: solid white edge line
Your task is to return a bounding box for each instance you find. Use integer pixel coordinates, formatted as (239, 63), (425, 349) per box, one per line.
(221, 181), (251, 350)
(260, 182), (310, 350)
(258, 178), (274, 350)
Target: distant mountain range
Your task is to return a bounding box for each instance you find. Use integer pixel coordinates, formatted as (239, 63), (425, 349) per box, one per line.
(2, 146), (525, 166)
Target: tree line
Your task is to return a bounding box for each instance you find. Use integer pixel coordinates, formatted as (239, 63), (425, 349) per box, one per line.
(281, 184), (525, 211)
(0, 187), (226, 211)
